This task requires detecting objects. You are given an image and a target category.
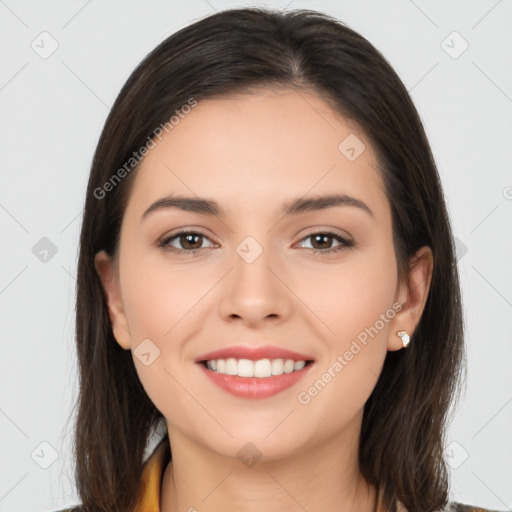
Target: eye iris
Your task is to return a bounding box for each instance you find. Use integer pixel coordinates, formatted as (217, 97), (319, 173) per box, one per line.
(311, 234), (333, 250)
(181, 233), (202, 250)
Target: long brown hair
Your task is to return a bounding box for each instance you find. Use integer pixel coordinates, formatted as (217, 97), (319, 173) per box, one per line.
(72, 7), (465, 511)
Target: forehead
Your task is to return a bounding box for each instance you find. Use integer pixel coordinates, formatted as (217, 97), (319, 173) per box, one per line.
(125, 88), (386, 220)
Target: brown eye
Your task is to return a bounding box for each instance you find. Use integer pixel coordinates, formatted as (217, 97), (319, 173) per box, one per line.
(297, 232), (354, 254)
(158, 230), (214, 254)
(177, 233), (203, 250)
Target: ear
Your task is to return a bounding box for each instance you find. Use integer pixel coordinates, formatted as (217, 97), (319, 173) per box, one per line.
(94, 250), (131, 350)
(387, 246), (433, 351)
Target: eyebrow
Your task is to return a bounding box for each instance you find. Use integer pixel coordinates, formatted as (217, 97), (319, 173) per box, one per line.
(141, 193), (374, 221)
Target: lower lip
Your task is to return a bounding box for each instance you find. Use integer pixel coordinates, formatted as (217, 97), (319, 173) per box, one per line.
(198, 362), (314, 399)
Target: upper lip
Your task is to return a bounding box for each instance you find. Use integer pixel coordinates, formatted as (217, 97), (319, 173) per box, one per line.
(195, 344), (315, 363)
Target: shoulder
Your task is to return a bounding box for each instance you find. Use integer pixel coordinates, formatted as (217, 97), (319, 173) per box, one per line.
(445, 502), (508, 512)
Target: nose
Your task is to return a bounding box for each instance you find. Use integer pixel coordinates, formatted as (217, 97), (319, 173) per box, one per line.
(218, 241), (293, 328)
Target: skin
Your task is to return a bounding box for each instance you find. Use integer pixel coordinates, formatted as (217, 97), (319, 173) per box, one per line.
(95, 88), (432, 512)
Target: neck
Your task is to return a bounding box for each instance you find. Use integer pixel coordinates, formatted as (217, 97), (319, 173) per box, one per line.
(160, 424), (378, 512)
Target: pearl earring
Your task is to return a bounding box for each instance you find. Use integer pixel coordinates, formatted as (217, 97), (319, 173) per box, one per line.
(396, 330), (410, 348)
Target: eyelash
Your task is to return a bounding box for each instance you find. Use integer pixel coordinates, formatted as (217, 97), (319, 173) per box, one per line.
(157, 230), (355, 256)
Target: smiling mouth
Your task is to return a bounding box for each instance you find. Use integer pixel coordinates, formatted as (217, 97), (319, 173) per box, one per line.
(200, 358), (315, 378)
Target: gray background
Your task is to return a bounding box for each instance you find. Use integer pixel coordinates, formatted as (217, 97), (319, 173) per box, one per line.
(0, 0), (511, 510)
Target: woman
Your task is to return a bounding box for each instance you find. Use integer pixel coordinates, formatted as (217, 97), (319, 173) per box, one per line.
(58, 7), (504, 512)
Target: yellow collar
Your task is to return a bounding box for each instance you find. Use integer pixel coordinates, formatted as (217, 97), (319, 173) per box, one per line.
(136, 438), (168, 512)
(136, 438), (388, 512)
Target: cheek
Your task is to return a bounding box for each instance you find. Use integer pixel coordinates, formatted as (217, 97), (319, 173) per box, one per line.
(118, 260), (204, 420)
(120, 249), (210, 343)
(292, 245), (397, 420)
(296, 243), (398, 351)
(118, 250), (217, 411)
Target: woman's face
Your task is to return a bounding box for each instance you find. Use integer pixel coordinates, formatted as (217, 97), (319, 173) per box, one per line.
(96, 88), (431, 461)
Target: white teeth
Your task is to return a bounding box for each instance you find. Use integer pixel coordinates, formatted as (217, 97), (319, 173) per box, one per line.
(225, 358), (238, 375)
(294, 360), (306, 371)
(271, 358), (283, 375)
(283, 359), (295, 373)
(204, 358), (309, 377)
(238, 358), (254, 377)
(254, 359), (272, 378)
